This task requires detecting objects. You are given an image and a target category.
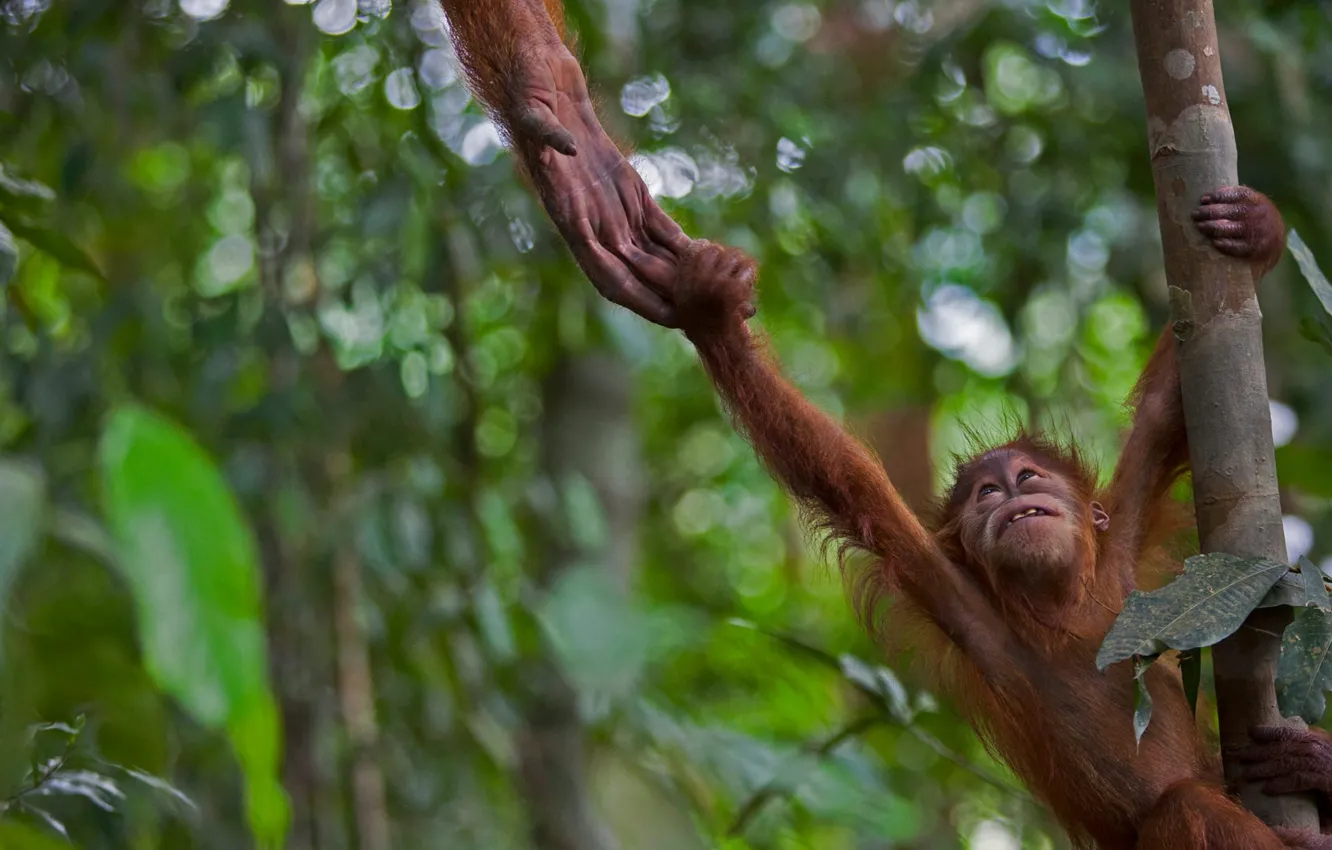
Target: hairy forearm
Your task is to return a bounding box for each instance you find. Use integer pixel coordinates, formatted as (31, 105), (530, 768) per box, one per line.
(438, 0), (564, 128)
(1105, 326), (1189, 560)
(1129, 326), (1188, 469)
(689, 326), (935, 563)
(690, 324), (1020, 670)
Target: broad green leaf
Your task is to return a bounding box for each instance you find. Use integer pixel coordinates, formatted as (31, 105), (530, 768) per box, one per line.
(1097, 553), (1290, 670)
(1276, 606), (1332, 724)
(4, 219), (104, 281)
(0, 460), (46, 630)
(1259, 571), (1303, 609)
(1133, 656), (1154, 746)
(98, 404), (288, 848)
(0, 220), (17, 288)
(1289, 229), (1332, 317)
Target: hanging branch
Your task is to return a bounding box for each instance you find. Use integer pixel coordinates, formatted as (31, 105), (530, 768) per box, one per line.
(1128, 0), (1318, 830)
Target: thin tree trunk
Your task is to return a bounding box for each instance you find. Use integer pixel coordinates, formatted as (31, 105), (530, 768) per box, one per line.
(246, 13), (324, 843)
(863, 406), (934, 516)
(1129, 0), (1317, 830)
(258, 518), (321, 850)
(332, 541), (393, 850)
(513, 353), (644, 850)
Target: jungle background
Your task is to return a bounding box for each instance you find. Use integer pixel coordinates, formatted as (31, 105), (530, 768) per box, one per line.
(1, 0), (1331, 848)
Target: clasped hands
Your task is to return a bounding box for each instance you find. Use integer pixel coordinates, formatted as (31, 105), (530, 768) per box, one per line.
(502, 39), (696, 328)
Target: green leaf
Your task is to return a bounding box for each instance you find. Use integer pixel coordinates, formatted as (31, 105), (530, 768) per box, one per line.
(4, 219), (104, 281)
(0, 460), (46, 629)
(1298, 558), (1331, 610)
(1276, 606), (1332, 724)
(727, 619), (897, 708)
(1289, 228), (1332, 318)
(0, 821), (72, 849)
(1133, 656), (1155, 746)
(98, 404), (288, 848)
(1180, 650), (1201, 718)
(1265, 560), (1332, 610)
(0, 165), (55, 216)
(0, 220), (17, 288)
(115, 763), (197, 811)
(1097, 553), (1290, 670)
(839, 654), (911, 721)
(1260, 571), (1304, 609)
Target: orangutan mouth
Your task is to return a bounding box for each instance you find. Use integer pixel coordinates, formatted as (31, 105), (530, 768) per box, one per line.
(1009, 507), (1051, 525)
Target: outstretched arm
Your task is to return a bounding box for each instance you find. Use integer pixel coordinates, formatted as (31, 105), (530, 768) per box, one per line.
(675, 242), (1014, 671)
(1103, 186), (1286, 583)
(439, 0), (689, 326)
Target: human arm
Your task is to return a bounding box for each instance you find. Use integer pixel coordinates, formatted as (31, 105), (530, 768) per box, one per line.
(674, 241), (1016, 671)
(439, 0), (689, 326)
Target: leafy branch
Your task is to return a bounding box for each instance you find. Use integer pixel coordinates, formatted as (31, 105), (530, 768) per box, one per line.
(3, 719), (83, 808)
(723, 620), (1029, 836)
(1099, 554), (1332, 737)
(0, 162), (104, 287)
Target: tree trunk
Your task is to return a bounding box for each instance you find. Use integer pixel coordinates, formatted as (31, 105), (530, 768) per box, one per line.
(1129, 0), (1317, 830)
(863, 406), (935, 516)
(333, 542), (393, 850)
(513, 353), (644, 850)
(257, 518), (322, 850)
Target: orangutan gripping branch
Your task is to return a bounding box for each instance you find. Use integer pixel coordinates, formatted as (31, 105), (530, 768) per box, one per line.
(440, 3), (1332, 847)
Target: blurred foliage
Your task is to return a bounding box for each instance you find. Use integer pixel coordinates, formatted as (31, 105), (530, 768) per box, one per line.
(0, 1), (1330, 849)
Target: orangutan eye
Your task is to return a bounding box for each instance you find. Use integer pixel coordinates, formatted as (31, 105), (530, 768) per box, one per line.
(1017, 470), (1036, 484)
(978, 484), (999, 497)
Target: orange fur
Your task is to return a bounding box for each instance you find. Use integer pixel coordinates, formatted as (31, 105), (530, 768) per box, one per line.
(438, 6), (1303, 846)
(673, 238), (1291, 849)
(439, 0), (563, 135)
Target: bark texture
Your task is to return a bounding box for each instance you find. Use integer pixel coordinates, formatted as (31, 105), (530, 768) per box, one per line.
(1129, 0), (1316, 830)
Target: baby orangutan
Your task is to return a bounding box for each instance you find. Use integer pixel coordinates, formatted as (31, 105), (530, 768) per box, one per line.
(438, 1), (1332, 845)
(670, 191), (1332, 849)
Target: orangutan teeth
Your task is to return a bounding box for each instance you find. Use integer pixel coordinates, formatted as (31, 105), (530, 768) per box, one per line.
(1009, 508), (1046, 524)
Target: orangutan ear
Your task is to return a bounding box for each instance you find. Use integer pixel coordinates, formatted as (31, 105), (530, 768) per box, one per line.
(1091, 502), (1110, 532)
